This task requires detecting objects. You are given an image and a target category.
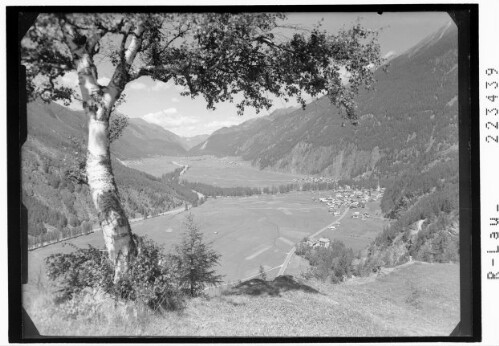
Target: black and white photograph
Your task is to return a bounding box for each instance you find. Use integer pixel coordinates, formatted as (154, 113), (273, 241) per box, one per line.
(5, 3), (484, 341)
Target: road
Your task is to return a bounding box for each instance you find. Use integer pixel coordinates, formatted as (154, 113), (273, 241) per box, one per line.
(171, 161), (189, 176)
(277, 207), (350, 276)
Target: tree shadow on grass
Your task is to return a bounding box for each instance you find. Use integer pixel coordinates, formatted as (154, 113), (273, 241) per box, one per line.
(224, 275), (320, 297)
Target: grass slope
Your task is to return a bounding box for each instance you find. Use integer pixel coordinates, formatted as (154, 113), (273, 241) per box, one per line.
(24, 262), (459, 336)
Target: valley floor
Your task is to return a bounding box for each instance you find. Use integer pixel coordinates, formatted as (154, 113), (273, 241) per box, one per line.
(122, 155), (308, 188)
(26, 191), (386, 286)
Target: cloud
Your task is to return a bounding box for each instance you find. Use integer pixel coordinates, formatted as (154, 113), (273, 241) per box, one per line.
(338, 66), (351, 85)
(59, 72), (78, 88)
(128, 81), (147, 90)
(171, 97), (180, 103)
(142, 109), (199, 132)
(151, 81), (171, 91)
(162, 107), (178, 115)
(141, 108), (246, 136)
(98, 77), (110, 85)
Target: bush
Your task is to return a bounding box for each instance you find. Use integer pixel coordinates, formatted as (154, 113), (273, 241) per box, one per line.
(45, 244), (113, 302)
(45, 238), (184, 311)
(298, 239), (355, 283)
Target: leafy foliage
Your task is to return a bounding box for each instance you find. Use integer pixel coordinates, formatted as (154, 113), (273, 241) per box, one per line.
(296, 239), (355, 283)
(45, 244), (114, 302)
(108, 113), (129, 143)
(173, 214), (223, 296)
(22, 13), (383, 120)
(45, 238), (184, 311)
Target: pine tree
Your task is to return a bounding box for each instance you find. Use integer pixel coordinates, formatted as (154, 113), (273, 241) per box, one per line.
(174, 214), (222, 296)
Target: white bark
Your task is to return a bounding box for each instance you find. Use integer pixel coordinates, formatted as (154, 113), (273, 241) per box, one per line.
(87, 116), (136, 281)
(59, 18), (139, 281)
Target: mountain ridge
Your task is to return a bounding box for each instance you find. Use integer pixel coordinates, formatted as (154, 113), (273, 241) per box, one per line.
(189, 23), (459, 181)
(23, 100), (197, 243)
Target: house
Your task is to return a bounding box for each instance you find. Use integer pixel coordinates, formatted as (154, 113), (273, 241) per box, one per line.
(306, 238), (331, 249)
(318, 238), (331, 248)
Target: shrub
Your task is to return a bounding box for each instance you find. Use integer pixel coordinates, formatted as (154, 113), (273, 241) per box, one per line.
(45, 244), (113, 302)
(45, 238), (184, 311)
(298, 239), (355, 283)
(114, 238), (184, 311)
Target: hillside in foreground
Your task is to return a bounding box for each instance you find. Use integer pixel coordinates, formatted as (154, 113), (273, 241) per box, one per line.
(24, 261), (458, 337)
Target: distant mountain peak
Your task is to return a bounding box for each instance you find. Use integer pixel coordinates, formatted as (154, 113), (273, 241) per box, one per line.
(405, 20), (456, 59)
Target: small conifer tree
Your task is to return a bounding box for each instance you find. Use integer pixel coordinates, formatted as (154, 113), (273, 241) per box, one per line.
(174, 214), (222, 296)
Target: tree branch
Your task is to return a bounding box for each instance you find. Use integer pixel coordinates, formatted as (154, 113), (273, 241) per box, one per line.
(107, 19), (146, 99)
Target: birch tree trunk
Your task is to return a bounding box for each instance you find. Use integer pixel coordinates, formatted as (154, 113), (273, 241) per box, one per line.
(86, 100), (136, 282)
(80, 60), (137, 282)
(58, 19), (140, 282)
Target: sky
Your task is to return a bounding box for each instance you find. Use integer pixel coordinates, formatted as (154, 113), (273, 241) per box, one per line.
(60, 11), (452, 137)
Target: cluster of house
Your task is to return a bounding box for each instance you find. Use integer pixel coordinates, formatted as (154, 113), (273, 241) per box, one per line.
(352, 211), (371, 220)
(292, 176), (337, 184)
(316, 186), (385, 216)
(219, 158), (241, 167)
(305, 237), (331, 249)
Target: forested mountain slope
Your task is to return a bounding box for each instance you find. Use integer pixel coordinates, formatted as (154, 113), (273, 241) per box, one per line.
(22, 101), (193, 243)
(26, 101), (188, 160)
(189, 106), (298, 157)
(192, 22), (458, 183)
(112, 117), (187, 158)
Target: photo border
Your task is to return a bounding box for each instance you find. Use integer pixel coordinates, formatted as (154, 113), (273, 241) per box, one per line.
(7, 3), (481, 342)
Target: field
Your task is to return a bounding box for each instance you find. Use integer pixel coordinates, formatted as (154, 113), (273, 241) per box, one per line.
(121, 155), (308, 188)
(26, 191), (387, 287)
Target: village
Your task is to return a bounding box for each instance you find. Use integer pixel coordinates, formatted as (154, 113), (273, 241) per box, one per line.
(315, 185), (384, 217)
(303, 185), (385, 250)
(293, 175), (337, 184)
